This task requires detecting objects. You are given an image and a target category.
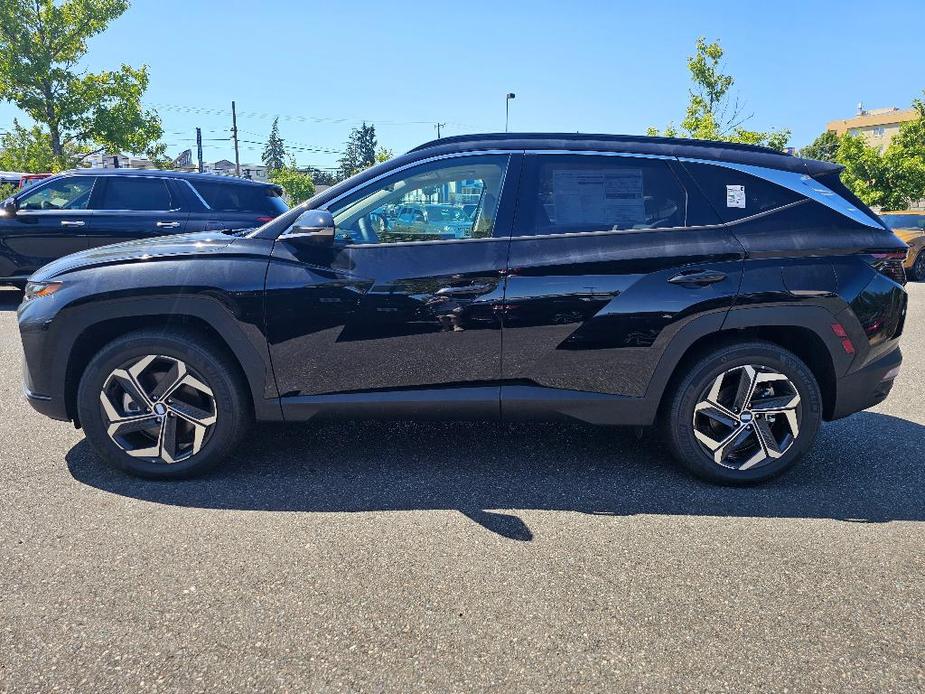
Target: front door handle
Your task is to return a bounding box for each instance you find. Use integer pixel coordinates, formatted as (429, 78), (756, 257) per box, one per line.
(156, 221), (181, 229)
(60, 220), (85, 227)
(667, 270), (727, 287)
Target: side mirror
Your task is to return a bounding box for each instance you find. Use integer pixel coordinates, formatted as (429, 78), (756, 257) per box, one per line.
(2, 198), (18, 217)
(283, 209), (335, 243)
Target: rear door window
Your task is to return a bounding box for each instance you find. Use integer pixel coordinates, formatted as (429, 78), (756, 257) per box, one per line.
(191, 181), (287, 215)
(680, 162), (803, 223)
(97, 177), (175, 211)
(513, 155), (687, 235)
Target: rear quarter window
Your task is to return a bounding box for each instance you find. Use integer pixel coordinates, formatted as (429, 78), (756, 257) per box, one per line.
(681, 161), (803, 223)
(191, 181), (287, 215)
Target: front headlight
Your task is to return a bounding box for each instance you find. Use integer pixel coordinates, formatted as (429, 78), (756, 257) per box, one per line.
(23, 281), (63, 302)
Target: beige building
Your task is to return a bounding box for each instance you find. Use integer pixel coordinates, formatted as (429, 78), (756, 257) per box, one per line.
(827, 105), (918, 152)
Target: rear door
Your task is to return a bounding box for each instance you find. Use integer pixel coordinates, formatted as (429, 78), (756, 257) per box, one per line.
(500, 153), (745, 408)
(85, 175), (189, 249)
(0, 174), (99, 279)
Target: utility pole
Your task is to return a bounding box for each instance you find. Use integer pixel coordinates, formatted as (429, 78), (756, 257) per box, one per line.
(196, 127), (204, 173)
(231, 100), (241, 176)
(435, 122), (446, 139)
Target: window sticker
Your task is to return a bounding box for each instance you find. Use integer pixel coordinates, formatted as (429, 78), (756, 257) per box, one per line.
(553, 168), (645, 226)
(726, 184), (746, 209)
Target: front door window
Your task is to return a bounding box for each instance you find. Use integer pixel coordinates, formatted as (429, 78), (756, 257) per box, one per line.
(326, 156), (509, 245)
(18, 176), (96, 210)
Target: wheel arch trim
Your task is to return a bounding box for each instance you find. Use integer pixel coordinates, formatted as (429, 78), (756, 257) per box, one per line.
(56, 296), (282, 423)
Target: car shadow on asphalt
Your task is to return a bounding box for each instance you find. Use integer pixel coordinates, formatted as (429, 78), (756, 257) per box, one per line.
(65, 411), (925, 540)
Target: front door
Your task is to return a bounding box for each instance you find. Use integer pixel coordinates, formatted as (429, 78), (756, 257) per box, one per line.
(0, 174), (98, 280)
(265, 154), (521, 408)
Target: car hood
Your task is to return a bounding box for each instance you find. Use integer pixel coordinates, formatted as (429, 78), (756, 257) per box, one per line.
(30, 232), (235, 282)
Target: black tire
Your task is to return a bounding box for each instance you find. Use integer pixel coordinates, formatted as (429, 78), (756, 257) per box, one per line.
(663, 340), (823, 485)
(911, 251), (925, 282)
(77, 328), (251, 479)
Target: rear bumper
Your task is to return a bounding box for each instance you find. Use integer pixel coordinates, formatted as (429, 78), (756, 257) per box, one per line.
(829, 345), (902, 420)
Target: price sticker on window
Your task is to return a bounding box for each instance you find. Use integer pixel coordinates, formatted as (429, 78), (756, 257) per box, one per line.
(726, 184), (746, 209)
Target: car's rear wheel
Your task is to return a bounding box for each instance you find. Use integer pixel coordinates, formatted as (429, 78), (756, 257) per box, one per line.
(77, 329), (250, 479)
(664, 341), (822, 484)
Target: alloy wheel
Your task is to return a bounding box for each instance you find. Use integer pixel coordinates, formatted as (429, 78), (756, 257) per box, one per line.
(691, 364), (801, 471)
(99, 355), (218, 464)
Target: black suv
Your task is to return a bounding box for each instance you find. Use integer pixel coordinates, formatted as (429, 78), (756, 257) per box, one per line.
(17, 134), (908, 484)
(1, 169), (287, 286)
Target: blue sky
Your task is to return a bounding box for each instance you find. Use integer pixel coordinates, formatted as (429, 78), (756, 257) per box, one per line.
(2, 0), (923, 170)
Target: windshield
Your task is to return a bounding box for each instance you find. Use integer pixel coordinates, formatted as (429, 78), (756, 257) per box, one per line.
(882, 214), (925, 231)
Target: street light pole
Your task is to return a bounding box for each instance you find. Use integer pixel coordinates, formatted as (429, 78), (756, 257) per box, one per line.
(505, 93), (516, 132)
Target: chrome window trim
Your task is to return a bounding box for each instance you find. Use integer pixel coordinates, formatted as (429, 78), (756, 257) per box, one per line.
(318, 149), (517, 212)
(274, 146), (880, 245)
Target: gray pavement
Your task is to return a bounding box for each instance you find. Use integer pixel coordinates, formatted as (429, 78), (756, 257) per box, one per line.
(1, 284), (923, 693)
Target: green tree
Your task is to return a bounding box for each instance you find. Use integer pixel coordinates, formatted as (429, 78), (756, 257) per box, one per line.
(262, 117), (286, 172)
(337, 122), (377, 179)
(375, 146), (393, 164)
(799, 130), (840, 162)
(833, 96), (925, 211)
(0, 119), (88, 172)
(650, 37), (790, 150)
(0, 0), (163, 168)
(270, 166), (316, 205)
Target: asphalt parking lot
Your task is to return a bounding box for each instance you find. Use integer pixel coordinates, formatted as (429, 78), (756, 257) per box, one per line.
(1, 285), (923, 693)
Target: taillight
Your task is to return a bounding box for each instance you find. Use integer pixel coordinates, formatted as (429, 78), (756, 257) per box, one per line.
(256, 216), (274, 224)
(870, 252), (907, 286)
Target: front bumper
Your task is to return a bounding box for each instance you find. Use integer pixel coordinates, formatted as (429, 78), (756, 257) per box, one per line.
(23, 385), (69, 421)
(829, 344), (902, 420)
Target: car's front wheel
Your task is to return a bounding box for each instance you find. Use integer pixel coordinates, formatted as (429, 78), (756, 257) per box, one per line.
(664, 341), (822, 484)
(77, 328), (250, 479)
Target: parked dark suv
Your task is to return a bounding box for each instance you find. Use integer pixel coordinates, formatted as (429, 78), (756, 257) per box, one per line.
(17, 134), (908, 483)
(1, 169), (287, 286)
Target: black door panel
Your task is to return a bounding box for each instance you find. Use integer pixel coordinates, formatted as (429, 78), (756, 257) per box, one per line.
(266, 238), (508, 397)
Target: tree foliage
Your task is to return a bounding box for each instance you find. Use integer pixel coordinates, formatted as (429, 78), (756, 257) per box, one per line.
(831, 97), (925, 211)
(649, 37), (790, 151)
(0, 0), (162, 169)
(270, 166), (316, 205)
(0, 119), (87, 172)
(799, 130), (840, 163)
(262, 117), (286, 172)
(337, 122), (377, 179)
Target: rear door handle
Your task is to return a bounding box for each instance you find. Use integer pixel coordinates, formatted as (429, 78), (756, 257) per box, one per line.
(667, 270), (727, 287)
(156, 221), (181, 229)
(60, 220), (85, 227)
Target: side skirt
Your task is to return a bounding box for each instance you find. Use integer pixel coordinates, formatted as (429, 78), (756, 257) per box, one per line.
(277, 385), (657, 426)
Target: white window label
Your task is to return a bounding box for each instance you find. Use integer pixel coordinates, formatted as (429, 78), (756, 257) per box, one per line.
(726, 184), (746, 209)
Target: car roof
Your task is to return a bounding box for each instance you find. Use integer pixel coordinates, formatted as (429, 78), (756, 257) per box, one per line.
(57, 168), (280, 189)
(409, 132), (841, 177)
